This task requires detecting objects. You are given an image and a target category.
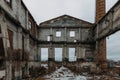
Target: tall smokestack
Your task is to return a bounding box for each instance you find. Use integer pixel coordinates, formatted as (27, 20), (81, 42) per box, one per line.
(95, 0), (107, 69)
(95, 0), (106, 23)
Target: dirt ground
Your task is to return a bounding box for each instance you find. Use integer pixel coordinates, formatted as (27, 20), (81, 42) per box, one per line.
(35, 77), (46, 80)
(35, 76), (120, 80)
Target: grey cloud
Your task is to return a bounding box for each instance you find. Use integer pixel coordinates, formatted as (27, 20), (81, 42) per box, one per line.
(23, 0), (118, 24)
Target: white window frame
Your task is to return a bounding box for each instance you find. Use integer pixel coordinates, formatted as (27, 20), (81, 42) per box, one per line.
(56, 31), (61, 37)
(70, 31), (75, 37)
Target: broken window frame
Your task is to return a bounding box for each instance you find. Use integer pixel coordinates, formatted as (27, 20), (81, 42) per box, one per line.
(70, 31), (75, 37)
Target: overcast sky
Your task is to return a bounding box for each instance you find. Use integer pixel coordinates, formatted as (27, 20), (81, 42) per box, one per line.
(107, 31), (120, 61)
(23, 0), (118, 24)
(23, 0), (119, 61)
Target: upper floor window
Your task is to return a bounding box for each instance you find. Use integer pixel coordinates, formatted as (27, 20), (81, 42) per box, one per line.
(70, 31), (75, 37)
(28, 21), (32, 29)
(56, 31), (61, 37)
(47, 36), (50, 41)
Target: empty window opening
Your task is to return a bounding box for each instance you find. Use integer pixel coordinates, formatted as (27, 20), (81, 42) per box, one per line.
(107, 31), (120, 61)
(70, 31), (75, 37)
(22, 36), (24, 59)
(47, 36), (51, 41)
(0, 59), (5, 69)
(69, 48), (76, 62)
(56, 31), (61, 37)
(41, 48), (48, 61)
(0, 25), (5, 58)
(55, 48), (62, 61)
(8, 29), (13, 49)
(28, 21), (32, 29)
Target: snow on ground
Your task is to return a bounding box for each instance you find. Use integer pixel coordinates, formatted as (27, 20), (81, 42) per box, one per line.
(41, 64), (48, 69)
(44, 66), (87, 80)
(0, 70), (5, 78)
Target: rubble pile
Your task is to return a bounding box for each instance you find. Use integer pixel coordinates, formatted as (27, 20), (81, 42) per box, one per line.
(44, 66), (87, 80)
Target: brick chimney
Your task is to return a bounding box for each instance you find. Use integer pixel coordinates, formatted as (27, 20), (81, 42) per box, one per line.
(95, 0), (106, 23)
(95, 0), (107, 70)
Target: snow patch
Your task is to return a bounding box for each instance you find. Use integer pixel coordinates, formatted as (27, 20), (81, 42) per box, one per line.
(41, 64), (48, 69)
(0, 70), (5, 78)
(44, 66), (87, 80)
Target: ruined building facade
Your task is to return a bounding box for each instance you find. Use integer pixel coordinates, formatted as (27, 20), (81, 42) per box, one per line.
(1, 0), (120, 79)
(0, 0), (39, 79)
(39, 15), (96, 70)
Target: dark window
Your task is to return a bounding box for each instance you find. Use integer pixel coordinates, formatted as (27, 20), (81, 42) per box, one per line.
(8, 29), (13, 49)
(22, 36), (24, 60)
(0, 26), (5, 57)
(0, 59), (5, 70)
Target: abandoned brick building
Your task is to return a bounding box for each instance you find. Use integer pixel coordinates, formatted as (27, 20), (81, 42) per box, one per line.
(39, 15), (96, 70)
(0, 0), (120, 79)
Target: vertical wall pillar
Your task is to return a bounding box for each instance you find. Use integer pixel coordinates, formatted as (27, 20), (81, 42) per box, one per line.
(0, 12), (12, 80)
(49, 44), (54, 61)
(66, 46), (69, 62)
(63, 45), (68, 61)
(76, 46), (80, 61)
(79, 47), (85, 61)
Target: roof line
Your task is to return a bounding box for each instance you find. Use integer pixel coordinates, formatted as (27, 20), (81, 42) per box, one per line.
(39, 14), (94, 26)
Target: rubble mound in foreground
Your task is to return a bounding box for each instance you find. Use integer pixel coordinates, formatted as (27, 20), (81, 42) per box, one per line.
(44, 66), (87, 80)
